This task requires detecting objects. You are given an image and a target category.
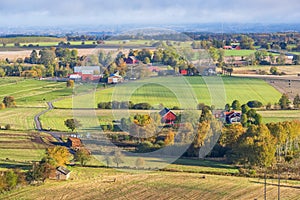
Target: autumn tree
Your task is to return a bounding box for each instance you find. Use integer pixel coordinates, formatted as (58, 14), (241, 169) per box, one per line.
(64, 118), (81, 132)
(3, 96), (16, 108)
(229, 124), (276, 167)
(66, 79), (74, 88)
(46, 146), (72, 167)
(220, 124), (245, 149)
(164, 130), (175, 145)
(0, 103), (5, 110)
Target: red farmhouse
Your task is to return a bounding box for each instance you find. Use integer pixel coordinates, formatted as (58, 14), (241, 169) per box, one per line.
(159, 108), (177, 125)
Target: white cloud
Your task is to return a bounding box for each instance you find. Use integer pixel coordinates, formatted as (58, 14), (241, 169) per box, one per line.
(0, 0), (299, 26)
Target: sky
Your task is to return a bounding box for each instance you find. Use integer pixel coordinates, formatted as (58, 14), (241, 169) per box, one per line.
(0, 0), (300, 27)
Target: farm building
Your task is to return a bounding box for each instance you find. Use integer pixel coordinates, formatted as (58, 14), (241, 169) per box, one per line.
(223, 45), (233, 50)
(107, 73), (123, 84)
(55, 166), (71, 180)
(126, 56), (139, 64)
(180, 69), (188, 75)
(67, 137), (82, 149)
(223, 45), (241, 50)
(202, 67), (216, 76)
(224, 111), (241, 124)
(70, 66), (102, 81)
(159, 108), (177, 125)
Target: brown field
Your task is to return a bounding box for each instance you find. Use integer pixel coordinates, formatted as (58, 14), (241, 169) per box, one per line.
(0, 48), (129, 61)
(1, 167), (300, 200)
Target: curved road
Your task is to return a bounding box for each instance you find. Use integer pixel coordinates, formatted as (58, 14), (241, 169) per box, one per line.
(34, 101), (63, 143)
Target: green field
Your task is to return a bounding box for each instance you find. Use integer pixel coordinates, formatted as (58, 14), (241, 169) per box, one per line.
(54, 76), (282, 109)
(0, 78), (72, 107)
(224, 49), (256, 57)
(1, 166), (300, 200)
(259, 110), (300, 123)
(0, 131), (46, 165)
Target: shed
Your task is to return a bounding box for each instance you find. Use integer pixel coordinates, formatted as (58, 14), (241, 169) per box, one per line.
(67, 137), (82, 149)
(56, 166), (71, 180)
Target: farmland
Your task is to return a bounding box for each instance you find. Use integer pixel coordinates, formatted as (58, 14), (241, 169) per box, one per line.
(0, 78), (72, 107)
(0, 130), (47, 169)
(1, 167), (300, 200)
(54, 76), (282, 109)
(259, 110), (300, 123)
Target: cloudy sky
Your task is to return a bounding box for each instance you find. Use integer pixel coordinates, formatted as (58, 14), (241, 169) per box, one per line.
(0, 0), (299, 26)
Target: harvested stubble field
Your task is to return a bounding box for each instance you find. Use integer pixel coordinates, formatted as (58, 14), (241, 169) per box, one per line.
(1, 167), (300, 200)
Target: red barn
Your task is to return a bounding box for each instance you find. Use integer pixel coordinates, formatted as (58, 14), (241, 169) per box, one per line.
(159, 108), (177, 125)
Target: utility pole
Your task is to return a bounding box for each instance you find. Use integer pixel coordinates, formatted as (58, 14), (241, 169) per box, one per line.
(278, 163), (280, 200)
(264, 169), (267, 200)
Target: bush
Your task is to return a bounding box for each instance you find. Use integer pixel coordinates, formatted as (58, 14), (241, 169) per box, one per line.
(172, 106), (180, 110)
(247, 100), (263, 108)
(66, 80), (74, 88)
(5, 124), (11, 130)
(132, 103), (152, 110)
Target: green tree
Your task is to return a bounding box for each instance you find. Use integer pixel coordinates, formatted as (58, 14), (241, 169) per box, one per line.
(26, 161), (54, 183)
(241, 104), (250, 114)
(74, 148), (91, 166)
(4, 170), (18, 190)
(64, 118), (82, 132)
(3, 96), (16, 108)
(29, 50), (39, 64)
(293, 94), (300, 108)
(225, 103), (230, 112)
(278, 93), (290, 109)
(231, 100), (241, 110)
(270, 66), (278, 75)
(39, 49), (56, 67)
(239, 35), (254, 50)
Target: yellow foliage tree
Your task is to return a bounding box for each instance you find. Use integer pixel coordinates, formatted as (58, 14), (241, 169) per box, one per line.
(46, 146), (72, 167)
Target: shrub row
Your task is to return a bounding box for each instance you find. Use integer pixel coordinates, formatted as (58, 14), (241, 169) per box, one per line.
(97, 101), (152, 110)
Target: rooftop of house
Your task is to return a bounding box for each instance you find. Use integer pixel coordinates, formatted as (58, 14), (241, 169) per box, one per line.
(57, 166), (71, 175)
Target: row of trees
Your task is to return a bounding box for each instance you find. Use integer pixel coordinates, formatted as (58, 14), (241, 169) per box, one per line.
(97, 101), (152, 110)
